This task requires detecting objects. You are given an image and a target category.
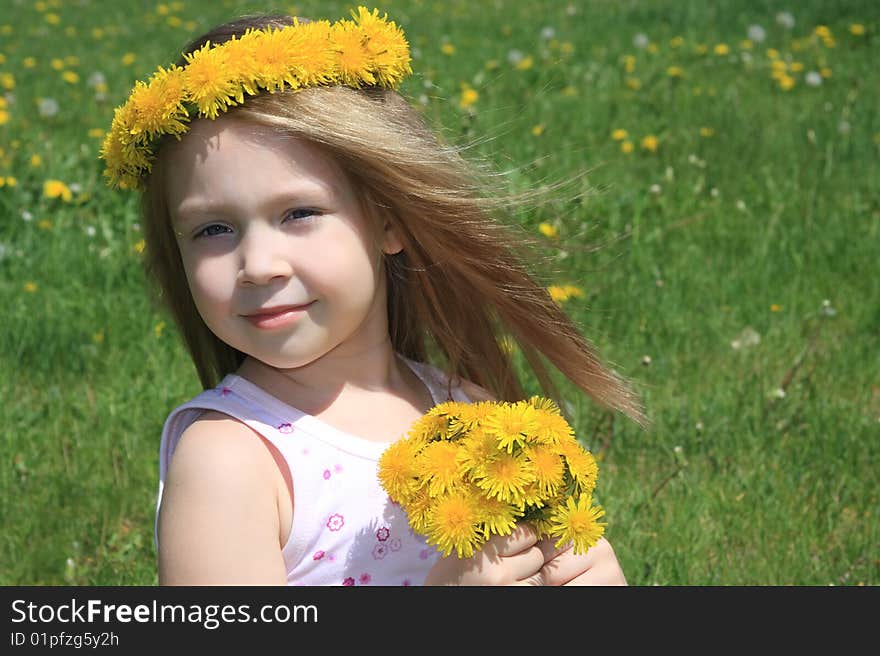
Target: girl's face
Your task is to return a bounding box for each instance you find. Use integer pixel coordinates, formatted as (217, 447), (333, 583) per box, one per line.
(165, 117), (402, 370)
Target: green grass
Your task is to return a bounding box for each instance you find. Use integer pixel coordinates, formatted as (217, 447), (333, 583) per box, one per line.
(1, 0), (877, 585)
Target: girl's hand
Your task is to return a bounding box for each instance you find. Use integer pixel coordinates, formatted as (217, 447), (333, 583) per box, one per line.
(423, 525), (546, 586)
(535, 536), (627, 585)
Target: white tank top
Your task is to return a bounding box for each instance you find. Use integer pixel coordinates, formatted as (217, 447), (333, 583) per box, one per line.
(155, 356), (472, 585)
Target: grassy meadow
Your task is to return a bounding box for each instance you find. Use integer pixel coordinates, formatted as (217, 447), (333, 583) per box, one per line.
(0, 0), (877, 585)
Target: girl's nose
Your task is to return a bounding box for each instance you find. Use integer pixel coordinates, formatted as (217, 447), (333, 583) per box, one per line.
(237, 225), (294, 286)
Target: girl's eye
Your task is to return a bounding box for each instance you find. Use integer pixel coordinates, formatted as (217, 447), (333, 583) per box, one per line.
(285, 208), (320, 223)
(195, 223), (232, 238)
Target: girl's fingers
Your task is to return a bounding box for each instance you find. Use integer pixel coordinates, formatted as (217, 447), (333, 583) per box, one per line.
(491, 524), (538, 557)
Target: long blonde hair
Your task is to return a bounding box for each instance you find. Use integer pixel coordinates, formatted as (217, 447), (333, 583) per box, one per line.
(141, 14), (648, 429)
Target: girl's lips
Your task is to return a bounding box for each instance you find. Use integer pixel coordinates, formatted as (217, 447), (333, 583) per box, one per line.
(243, 302), (314, 329)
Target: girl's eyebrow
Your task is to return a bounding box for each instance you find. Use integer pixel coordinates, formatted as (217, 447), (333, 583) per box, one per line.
(174, 187), (328, 221)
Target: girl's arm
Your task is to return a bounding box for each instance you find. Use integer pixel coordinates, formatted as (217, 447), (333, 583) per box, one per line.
(157, 415), (288, 585)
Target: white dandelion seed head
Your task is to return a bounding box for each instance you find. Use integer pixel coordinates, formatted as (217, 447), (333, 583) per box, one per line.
(37, 97), (59, 117)
(736, 199), (747, 211)
(747, 25), (766, 43)
(771, 387), (786, 399)
(695, 421), (704, 432)
(540, 26), (556, 40)
(85, 225), (96, 237)
(776, 12), (795, 29)
(805, 71), (823, 87)
(838, 120), (851, 135)
(641, 355), (652, 366)
(710, 187), (720, 198)
(506, 49), (524, 65)
(649, 183), (662, 195)
(633, 33), (650, 49)
(21, 210), (33, 222)
(87, 71), (106, 88)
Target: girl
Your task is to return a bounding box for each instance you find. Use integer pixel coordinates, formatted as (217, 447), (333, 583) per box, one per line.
(102, 8), (646, 585)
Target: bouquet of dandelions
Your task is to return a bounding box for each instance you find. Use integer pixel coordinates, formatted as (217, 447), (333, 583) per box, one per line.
(378, 396), (606, 559)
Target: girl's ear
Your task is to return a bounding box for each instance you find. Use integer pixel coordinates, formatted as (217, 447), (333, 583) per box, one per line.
(381, 221), (404, 255)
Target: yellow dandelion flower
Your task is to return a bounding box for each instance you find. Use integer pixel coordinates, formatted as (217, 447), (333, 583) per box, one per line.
(611, 128), (628, 141)
(24, 281), (38, 293)
(38, 219), (52, 231)
(448, 402), (494, 435)
(0, 110), (8, 125)
(666, 66), (683, 78)
(561, 444), (599, 494)
(625, 77), (641, 90)
(531, 407), (574, 446)
(700, 126), (715, 137)
(484, 402), (540, 453)
(154, 321), (165, 337)
(820, 67), (832, 78)
(459, 85), (478, 109)
(121, 53), (136, 66)
(92, 331), (104, 344)
(778, 74), (795, 90)
(766, 48), (779, 60)
(43, 179), (72, 201)
(88, 128), (105, 139)
(425, 490), (483, 558)
(127, 66), (189, 140)
(183, 43), (245, 119)
(408, 410), (450, 443)
(623, 55), (635, 73)
(714, 43), (729, 56)
(23, 57), (37, 68)
(641, 135), (659, 152)
(4, 177), (16, 186)
(440, 43), (455, 55)
(475, 494), (521, 539)
(331, 20), (375, 87)
(377, 438), (421, 503)
(418, 440), (462, 497)
(45, 12), (60, 25)
(770, 304), (783, 312)
(548, 285), (570, 303)
(404, 489), (434, 535)
(538, 222), (558, 238)
(549, 495), (606, 554)
(61, 70), (79, 84)
(523, 444), (565, 497)
(473, 450), (533, 506)
(849, 24), (865, 36)
(134, 239), (146, 254)
(516, 55), (534, 71)
(670, 36), (684, 48)
(456, 425), (498, 475)
(531, 124), (545, 137)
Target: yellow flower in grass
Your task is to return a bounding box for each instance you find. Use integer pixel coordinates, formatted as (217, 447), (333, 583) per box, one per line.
(426, 489), (483, 558)
(538, 222), (558, 238)
(641, 135), (659, 152)
(473, 449), (534, 505)
(849, 24), (865, 36)
(611, 128), (628, 141)
(549, 495), (606, 554)
(43, 179), (72, 201)
(419, 440), (463, 497)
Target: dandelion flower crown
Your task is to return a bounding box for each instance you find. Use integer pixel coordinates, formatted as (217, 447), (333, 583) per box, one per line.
(100, 6), (412, 191)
